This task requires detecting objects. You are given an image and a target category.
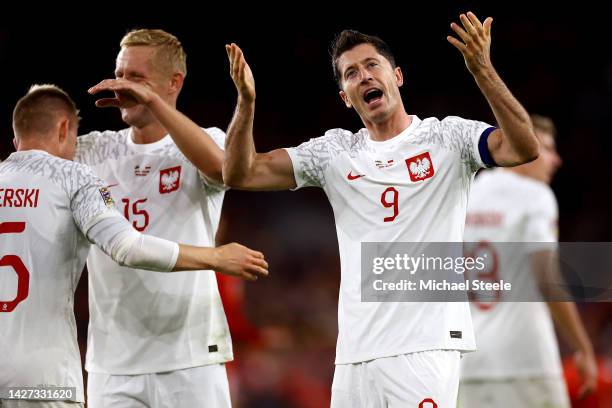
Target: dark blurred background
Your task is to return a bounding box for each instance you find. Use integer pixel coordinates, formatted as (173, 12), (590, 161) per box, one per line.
(1, 4), (611, 407)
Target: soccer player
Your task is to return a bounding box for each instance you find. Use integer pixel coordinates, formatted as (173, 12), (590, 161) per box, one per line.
(74, 29), (239, 407)
(459, 115), (597, 407)
(0, 85), (267, 408)
(223, 12), (540, 407)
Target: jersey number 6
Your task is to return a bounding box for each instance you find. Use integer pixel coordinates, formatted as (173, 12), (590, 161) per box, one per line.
(0, 222), (30, 313)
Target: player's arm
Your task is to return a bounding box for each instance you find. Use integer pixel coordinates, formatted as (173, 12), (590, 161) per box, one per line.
(86, 214), (268, 280)
(547, 301), (598, 398)
(447, 12), (539, 167)
(531, 250), (598, 398)
(222, 43), (297, 191)
(88, 79), (224, 183)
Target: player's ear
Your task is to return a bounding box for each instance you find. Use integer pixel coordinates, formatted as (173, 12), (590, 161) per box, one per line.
(395, 67), (404, 87)
(12, 136), (19, 151)
(170, 72), (184, 95)
(339, 90), (352, 109)
(57, 117), (70, 145)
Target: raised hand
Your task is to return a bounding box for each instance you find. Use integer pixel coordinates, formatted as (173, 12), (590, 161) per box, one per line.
(88, 79), (157, 108)
(447, 11), (494, 77)
(225, 43), (255, 102)
(212, 242), (268, 281)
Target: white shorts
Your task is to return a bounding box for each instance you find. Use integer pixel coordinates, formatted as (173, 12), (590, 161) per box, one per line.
(458, 376), (571, 408)
(331, 350), (460, 408)
(87, 364), (231, 408)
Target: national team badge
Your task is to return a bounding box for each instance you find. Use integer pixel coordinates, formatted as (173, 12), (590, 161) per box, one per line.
(99, 187), (115, 207)
(159, 166), (182, 194)
(405, 152), (434, 182)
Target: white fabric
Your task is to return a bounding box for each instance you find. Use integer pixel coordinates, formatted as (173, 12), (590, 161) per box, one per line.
(86, 364), (231, 408)
(331, 350), (460, 408)
(286, 116), (492, 364)
(459, 377), (570, 408)
(461, 169), (563, 380)
(0, 150), (120, 403)
(75, 127), (232, 375)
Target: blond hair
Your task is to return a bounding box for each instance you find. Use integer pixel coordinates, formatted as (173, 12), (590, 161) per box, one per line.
(13, 84), (79, 138)
(120, 29), (187, 77)
(530, 114), (557, 139)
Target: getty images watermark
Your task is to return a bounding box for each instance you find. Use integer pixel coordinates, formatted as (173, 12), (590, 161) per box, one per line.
(361, 242), (612, 302)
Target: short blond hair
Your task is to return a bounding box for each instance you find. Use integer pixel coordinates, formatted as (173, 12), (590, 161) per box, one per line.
(120, 29), (187, 76)
(530, 114), (557, 139)
(13, 84), (79, 138)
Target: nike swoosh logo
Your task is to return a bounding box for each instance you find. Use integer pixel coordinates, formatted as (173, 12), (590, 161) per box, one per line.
(347, 171), (365, 180)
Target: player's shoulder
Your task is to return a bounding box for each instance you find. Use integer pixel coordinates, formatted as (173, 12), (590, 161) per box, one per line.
(416, 115), (485, 134)
(203, 126), (225, 137)
(477, 170), (556, 207)
(2, 151), (101, 192)
(323, 127), (367, 152)
(78, 128), (129, 146)
(509, 172), (554, 199)
(521, 176), (557, 207)
(47, 155), (102, 189)
(75, 128), (130, 164)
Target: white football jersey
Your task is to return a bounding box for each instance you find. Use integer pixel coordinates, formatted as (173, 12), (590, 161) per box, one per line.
(461, 169), (562, 379)
(75, 127), (232, 375)
(0, 150), (119, 402)
(286, 116), (494, 364)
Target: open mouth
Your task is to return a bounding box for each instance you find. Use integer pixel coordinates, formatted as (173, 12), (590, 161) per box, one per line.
(363, 88), (383, 105)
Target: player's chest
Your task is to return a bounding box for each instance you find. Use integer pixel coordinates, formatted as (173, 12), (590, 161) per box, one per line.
(327, 146), (459, 194)
(92, 155), (194, 197)
(324, 147), (462, 224)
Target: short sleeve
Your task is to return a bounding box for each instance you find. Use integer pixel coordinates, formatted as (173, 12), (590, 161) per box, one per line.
(439, 116), (497, 173)
(69, 164), (120, 234)
(285, 133), (338, 189)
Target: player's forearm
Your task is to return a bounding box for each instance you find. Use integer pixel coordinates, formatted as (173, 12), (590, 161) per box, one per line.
(474, 68), (539, 165)
(147, 94), (224, 182)
(548, 301), (595, 356)
(173, 245), (217, 271)
(223, 97), (258, 187)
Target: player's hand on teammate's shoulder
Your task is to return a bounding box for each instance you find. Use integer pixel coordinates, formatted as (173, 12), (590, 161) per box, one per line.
(212, 242), (268, 281)
(88, 78), (158, 109)
(447, 11), (494, 77)
(225, 43), (255, 102)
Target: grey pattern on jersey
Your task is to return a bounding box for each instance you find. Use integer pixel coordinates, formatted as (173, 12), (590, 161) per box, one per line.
(412, 116), (488, 174)
(291, 128), (370, 188)
(75, 127), (227, 193)
(0, 151), (116, 233)
(291, 116), (489, 188)
(75, 129), (131, 165)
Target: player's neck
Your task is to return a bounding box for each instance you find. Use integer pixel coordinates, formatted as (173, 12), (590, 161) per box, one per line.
(16, 139), (57, 156)
(131, 122), (168, 144)
(365, 110), (412, 141)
